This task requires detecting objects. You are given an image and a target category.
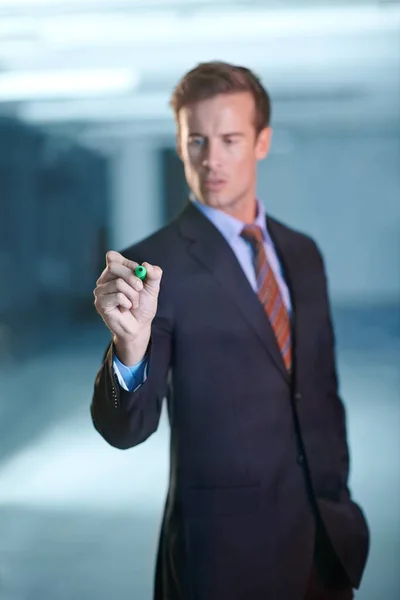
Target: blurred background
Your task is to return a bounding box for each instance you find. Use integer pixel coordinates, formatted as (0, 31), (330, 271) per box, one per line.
(0, 0), (399, 598)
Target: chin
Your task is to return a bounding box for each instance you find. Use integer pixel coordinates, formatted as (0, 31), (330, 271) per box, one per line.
(200, 191), (229, 208)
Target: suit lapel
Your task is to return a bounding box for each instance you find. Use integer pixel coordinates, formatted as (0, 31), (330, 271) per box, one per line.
(177, 202), (292, 384)
(266, 216), (307, 380)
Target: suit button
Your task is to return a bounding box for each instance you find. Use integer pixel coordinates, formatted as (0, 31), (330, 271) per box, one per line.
(297, 453), (305, 465)
(295, 392), (302, 401)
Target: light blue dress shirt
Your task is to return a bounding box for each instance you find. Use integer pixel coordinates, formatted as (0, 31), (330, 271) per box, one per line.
(113, 198), (291, 391)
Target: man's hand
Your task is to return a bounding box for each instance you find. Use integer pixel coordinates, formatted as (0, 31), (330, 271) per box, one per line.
(93, 250), (163, 364)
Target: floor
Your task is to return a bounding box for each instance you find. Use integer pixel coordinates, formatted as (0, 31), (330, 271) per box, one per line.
(0, 305), (399, 600)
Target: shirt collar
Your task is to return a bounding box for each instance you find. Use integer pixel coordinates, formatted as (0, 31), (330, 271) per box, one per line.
(190, 193), (270, 245)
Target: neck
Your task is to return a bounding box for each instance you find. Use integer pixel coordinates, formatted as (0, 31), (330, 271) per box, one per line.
(221, 196), (258, 224)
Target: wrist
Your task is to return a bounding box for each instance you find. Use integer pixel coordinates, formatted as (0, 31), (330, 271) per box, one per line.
(113, 328), (151, 366)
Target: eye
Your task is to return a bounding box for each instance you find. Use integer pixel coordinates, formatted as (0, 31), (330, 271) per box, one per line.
(189, 137), (204, 147)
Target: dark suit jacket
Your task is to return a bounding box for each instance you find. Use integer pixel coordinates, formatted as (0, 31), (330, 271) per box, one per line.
(91, 202), (370, 600)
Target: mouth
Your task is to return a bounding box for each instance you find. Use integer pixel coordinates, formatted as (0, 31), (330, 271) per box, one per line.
(203, 179), (226, 191)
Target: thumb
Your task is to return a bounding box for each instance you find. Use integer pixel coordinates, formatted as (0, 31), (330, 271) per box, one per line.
(142, 262), (163, 290)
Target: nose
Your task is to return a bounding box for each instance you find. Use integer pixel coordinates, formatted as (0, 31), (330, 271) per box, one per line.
(201, 140), (222, 169)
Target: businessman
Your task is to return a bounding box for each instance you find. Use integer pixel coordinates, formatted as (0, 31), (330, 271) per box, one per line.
(91, 61), (369, 600)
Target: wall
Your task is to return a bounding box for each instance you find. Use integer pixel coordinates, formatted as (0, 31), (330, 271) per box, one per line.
(110, 137), (164, 252)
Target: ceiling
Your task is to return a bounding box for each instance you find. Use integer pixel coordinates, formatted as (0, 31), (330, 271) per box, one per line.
(0, 0), (399, 137)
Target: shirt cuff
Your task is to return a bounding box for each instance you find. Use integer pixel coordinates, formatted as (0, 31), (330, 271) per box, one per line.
(112, 353), (149, 392)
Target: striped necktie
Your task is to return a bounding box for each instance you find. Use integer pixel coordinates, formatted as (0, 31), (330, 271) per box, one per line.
(241, 224), (292, 373)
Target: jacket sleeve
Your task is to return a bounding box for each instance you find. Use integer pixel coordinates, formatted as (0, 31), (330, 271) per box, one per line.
(313, 241), (370, 587)
(315, 244), (352, 498)
(90, 280), (173, 450)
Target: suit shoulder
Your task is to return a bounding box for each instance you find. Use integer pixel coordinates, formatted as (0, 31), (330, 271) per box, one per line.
(267, 215), (324, 263)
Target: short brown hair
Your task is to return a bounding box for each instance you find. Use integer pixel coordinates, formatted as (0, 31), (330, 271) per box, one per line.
(169, 61), (271, 133)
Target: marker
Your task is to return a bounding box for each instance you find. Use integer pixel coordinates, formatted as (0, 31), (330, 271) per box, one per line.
(135, 265), (147, 281)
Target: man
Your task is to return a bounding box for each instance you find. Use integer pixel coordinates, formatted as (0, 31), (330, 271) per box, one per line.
(91, 61), (369, 600)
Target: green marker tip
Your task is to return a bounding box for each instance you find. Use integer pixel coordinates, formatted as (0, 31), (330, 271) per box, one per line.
(134, 265), (147, 281)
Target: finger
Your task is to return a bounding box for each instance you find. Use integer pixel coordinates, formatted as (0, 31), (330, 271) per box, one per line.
(105, 250), (124, 265)
(97, 278), (141, 308)
(100, 262), (141, 286)
(106, 250), (139, 272)
(96, 291), (132, 313)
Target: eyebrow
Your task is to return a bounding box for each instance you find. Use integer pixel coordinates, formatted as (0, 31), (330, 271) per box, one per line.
(188, 132), (245, 137)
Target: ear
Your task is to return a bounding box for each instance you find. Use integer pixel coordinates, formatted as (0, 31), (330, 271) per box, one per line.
(255, 127), (272, 160)
(176, 132), (183, 160)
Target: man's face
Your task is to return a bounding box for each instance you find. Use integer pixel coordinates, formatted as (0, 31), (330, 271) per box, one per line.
(177, 92), (271, 218)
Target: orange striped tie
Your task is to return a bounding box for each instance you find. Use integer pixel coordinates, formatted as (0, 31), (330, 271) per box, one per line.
(241, 225), (292, 372)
